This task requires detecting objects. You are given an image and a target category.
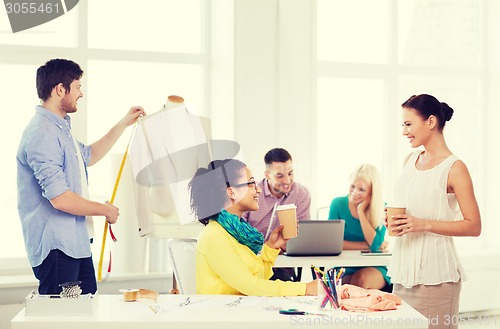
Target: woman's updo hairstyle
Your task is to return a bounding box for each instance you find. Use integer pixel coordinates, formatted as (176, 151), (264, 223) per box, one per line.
(188, 159), (246, 225)
(402, 94), (454, 131)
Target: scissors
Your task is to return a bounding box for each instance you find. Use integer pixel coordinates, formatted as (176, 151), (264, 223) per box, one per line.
(279, 308), (323, 316)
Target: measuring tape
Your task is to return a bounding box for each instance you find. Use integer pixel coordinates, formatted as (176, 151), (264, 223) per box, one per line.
(97, 123), (137, 282)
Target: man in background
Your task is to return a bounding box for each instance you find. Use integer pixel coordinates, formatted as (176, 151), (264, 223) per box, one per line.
(243, 148), (311, 281)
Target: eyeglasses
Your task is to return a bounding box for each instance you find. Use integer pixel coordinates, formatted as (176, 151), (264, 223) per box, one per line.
(232, 181), (259, 190)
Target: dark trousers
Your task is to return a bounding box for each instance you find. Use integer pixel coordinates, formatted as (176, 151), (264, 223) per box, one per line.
(32, 249), (97, 295)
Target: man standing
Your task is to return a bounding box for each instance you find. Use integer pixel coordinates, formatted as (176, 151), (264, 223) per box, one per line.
(17, 58), (145, 295)
(242, 148), (311, 281)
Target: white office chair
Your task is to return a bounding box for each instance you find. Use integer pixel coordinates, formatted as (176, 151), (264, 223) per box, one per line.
(167, 238), (197, 294)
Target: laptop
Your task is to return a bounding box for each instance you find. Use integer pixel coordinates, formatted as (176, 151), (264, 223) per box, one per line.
(284, 220), (345, 256)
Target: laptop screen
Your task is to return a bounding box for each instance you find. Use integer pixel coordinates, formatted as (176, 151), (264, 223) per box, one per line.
(284, 220), (345, 256)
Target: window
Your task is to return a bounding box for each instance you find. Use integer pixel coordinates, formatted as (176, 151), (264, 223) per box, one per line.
(85, 59), (204, 231)
(88, 0), (202, 53)
(317, 0), (390, 64)
(315, 0), (489, 251)
(398, 0), (481, 68)
(316, 77), (385, 208)
(0, 5), (77, 47)
(0, 0), (207, 271)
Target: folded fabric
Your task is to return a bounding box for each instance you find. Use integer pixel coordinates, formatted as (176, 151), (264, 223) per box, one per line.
(339, 284), (402, 312)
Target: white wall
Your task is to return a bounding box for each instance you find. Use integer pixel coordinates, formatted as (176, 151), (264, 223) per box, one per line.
(484, 0), (500, 252)
(234, 0), (279, 171)
(234, 0), (315, 208)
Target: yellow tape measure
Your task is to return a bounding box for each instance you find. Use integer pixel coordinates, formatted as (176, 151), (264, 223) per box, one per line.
(97, 123), (137, 282)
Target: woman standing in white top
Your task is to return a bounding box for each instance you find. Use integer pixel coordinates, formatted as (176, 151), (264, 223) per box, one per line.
(387, 94), (481, 329)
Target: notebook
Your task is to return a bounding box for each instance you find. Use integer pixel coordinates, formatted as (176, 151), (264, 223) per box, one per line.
(284, 220), (345, 256)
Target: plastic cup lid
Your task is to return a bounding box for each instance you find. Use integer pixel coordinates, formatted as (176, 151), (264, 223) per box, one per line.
(276, 204), (297, 210)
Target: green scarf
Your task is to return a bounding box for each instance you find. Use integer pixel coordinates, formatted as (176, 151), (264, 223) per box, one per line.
(213, 209), (264, 255)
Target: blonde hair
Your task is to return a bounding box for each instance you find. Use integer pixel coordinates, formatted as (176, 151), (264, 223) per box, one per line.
(349, 163), (383, 229)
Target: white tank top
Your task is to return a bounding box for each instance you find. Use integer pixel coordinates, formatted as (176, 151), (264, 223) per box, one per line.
(387, 151), (466, 288)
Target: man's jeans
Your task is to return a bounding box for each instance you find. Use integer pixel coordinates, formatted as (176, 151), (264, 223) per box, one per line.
(32, 249), (97, 295)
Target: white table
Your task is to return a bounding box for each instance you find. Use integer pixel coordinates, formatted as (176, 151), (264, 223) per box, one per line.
(275, 250), (392, 268)
(12, 294), (427, 329)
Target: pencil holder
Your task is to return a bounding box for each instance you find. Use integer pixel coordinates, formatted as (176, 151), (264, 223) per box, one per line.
(317, 279), (340, 311)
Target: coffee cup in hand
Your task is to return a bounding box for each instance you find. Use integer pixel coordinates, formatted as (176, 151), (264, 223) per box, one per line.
(276, 204), (298, 238)
(386, 202), (406, 237)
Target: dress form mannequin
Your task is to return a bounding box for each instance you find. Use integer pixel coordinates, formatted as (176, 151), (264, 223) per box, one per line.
(130, 95), (211, 238)
(164, 95), (184, 109)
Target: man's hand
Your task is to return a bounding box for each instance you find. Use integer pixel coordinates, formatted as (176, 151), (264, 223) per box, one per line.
(119, 106), (146, 127)
(104, 201), (119, 224)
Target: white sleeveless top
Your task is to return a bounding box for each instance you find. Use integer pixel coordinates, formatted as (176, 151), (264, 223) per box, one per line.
(387, 151), (466, 288)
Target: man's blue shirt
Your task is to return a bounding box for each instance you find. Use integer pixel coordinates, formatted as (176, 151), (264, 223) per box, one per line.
(17, 105), (92, 267)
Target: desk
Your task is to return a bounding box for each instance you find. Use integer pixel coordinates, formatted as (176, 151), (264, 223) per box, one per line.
(12, 294), (427, 329)
(274, 250), (392, 268)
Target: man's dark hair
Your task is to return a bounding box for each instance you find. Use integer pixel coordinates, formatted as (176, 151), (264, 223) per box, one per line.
(264, 148), (292, 165)
(36, 59), (83, 101)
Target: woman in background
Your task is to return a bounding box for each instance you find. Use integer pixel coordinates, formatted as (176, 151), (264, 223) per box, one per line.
(189, 159), (317, 296)
(328, 163), (390, 290)
(388, 94), (481, 329)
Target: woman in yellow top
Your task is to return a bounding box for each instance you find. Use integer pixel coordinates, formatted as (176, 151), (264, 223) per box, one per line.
(189, 159), (318, 296)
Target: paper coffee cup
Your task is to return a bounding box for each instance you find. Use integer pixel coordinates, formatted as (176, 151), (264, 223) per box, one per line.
(276, 204), (297, 238)
(386, 202), (406, 237)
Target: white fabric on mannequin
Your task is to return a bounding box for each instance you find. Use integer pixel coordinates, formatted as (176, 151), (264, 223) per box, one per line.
(129, 96), (211, 238)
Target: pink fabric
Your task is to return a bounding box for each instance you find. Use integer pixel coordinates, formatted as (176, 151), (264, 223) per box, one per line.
(339, 284), (402, 312)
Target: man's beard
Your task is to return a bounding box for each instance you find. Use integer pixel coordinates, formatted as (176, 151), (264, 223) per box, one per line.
(273, 184), (290, 195)
(61, 95), (77, 113)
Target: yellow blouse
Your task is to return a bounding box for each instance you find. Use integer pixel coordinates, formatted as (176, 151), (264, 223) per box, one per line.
(196, 221), (306, 296)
